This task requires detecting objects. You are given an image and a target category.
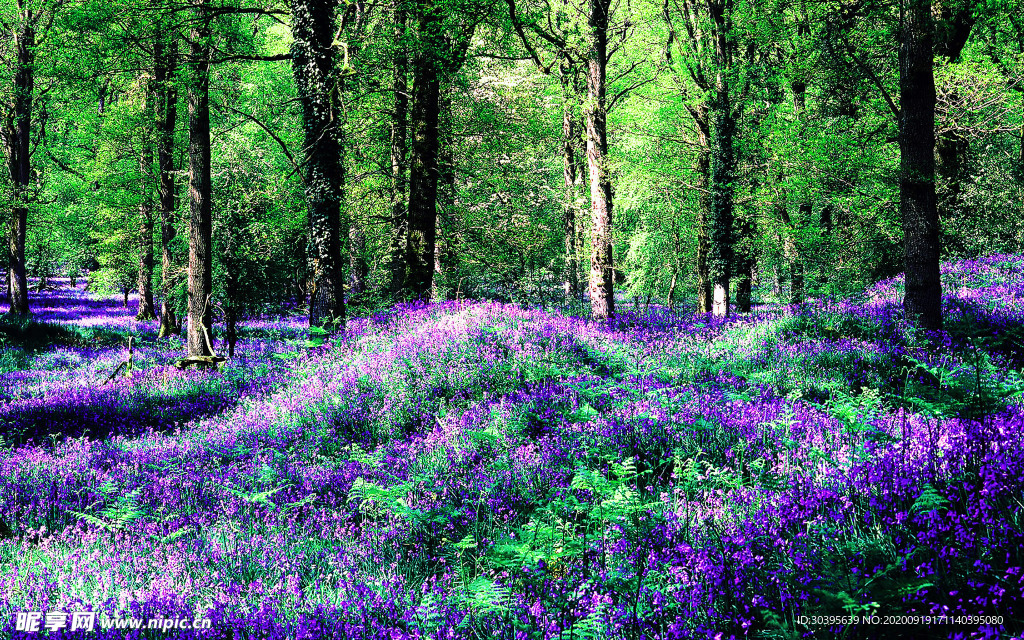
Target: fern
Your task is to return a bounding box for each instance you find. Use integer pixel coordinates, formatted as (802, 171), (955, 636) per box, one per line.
(70, 486), (146, 532)
(567, 602), (609, 640)
(465, 576), (511, 619)
(911, 483), (949, 516)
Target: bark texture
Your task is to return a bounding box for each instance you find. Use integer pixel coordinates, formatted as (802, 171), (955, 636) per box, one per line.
(560, 59), (582, 303)
(155, 34), (180, 337)
(136, 79), (156, 321)
(406, 0), (442, 302)
(899, 0), (942, 329)
(706, 0), (735, 318)
(693, 105), (713, 313)
(708, 94), (734, 317)
(734, 216), (754, 312)
(186, 2), (214, 356)
(3, 19), (33, 316)
(585, 0), (615, 320)
(388, 3), (410, 297)
(291, 0), (346, 329)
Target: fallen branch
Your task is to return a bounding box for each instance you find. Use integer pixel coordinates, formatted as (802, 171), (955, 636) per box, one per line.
(100, 337), (134, 385)
(173, 355), (227, 370)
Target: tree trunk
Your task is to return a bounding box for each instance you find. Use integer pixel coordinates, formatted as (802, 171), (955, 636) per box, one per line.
(225, 264), (238, 358)
(708, 92), (734, 317)
(406, 0), (442, 302)
(693, 107), (713, 313)
(291, 0), (346, 329)
(667, 269), (677, 310)
(136, 194), (156, 320)
(560, 59), (581, 304)
(734, 217), (754, 312)
(186, 2), (214, 356)
(789, 80), (809, 305)
(155, 33), (180, 337)
(136, 80), (157, 321)
(388, 4), (410, 297)
(349, 224), (367, 298)
(4, 20), (33, 316)
(900, 0), (942, 329)
(433, 89), (457, 301)
(935, 127), (966, 219)
(585, 0), (614, 321)
(705, 0), (736, 318)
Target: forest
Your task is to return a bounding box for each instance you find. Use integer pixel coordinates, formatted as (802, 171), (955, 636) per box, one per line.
(2, 0), (1024, 637)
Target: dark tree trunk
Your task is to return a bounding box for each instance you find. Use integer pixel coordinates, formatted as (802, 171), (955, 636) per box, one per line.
(136, 81), (157, 321)
(136, 194), (156, 320)
(349, 224), (367, 298)
(789, 80), (809, 305)
(935, 127), (967, 218)
(585, 0), (614, 320)
(735, 268), (752, 312)
(900, 0), (942, 329)
(692, 105), (713, 313)
(186, 2), (214, 356)
(734, 217), (754, 313)
(225, 265), (238, 358)
(4, 20), (33, 316)
(708, 91), (734, 317)
(388, 4), (410, 297)
(705, 0), (737, 318)
(433, 90), (456, 301)
(406, 0), (442, 302)
(155, 34), (180, 337)
(560, 59), (581, 303)
(291, 0), (346, 329)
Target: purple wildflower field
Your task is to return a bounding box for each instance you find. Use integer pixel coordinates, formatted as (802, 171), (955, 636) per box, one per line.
(2, 256), (1024, 639)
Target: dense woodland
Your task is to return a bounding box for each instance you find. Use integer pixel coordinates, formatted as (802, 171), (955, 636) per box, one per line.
(6, 0), (1024, 637)
(2, 0), (1022, 338)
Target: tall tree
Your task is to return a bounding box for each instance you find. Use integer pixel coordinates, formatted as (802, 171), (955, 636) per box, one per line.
(404, 0), (475, 301)
(560, 59), (583, 303)
(154, 31), (180, 337)
(665, 0), (743, 317)
(2, 7), (36, 316)
(899, 0), (942, 329)
(584, 0), (614, 320)
(186, 0), (214, 356)
(705, 0), (737, 318)
(291, 0), (346, 328)
(135, 105), (154, 319)
(136, 74), (156, 320)
(387, 0), (410, 297)
(504, 0), (587, 305)
(405, 0), (443, 301)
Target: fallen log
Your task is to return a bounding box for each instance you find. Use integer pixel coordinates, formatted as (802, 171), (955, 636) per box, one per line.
(173, 355), (227, 370)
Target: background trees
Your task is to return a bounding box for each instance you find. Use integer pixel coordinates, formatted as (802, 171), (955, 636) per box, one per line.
(2, 0), (1023, 336)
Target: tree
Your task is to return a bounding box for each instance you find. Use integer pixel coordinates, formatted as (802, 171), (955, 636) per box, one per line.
(899, 0), (942, 329)
(504, 0), (587, 305)
(154, 22), (181, 337)
(665, 0), (744, 317)
(405, 0), (444, 302)
(136, 73), (156, 321)
(186, 0), (215, 356)
(387, 0), (410, 297)
(1, 4), (41, 315)
(291, 0), (345, 328)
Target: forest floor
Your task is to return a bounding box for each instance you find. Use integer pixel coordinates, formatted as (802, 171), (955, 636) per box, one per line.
(2, 259), (1024, 639)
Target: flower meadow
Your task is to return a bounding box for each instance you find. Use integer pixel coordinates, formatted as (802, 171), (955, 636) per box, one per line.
(2, 257), (1024, 640)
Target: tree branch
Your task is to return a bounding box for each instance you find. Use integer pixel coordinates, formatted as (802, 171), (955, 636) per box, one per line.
(218, 104), (303, 183)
